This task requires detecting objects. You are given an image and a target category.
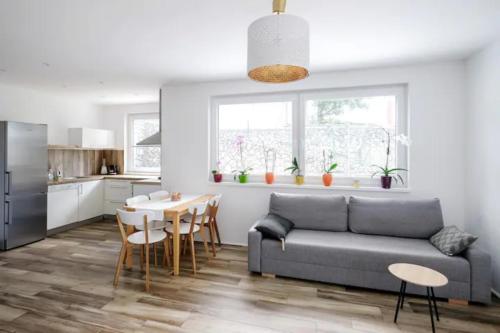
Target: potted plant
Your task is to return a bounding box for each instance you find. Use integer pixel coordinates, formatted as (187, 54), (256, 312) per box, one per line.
(211, 162), (223, 183)
(322, 150), (337, 187)
(233, 167), (252, 183)
(264, 147), (276, 184)
(371, 129), (409, 189)
(232, 135), (252, 183)
(285, 157), (304, 185)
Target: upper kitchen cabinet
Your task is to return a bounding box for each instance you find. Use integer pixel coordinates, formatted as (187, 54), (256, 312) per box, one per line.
(69, 128), (115, 149)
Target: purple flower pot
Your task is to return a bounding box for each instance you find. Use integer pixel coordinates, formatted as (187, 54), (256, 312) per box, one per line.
(381, 176), (392, 189)
(213, 173), (223, 183)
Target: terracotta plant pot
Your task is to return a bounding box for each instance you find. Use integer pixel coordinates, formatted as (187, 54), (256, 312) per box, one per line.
(213, 173), (223, 183)
(295, 175), (304, 185)
(322, 173), (333, 186)
(238, 174), (248, 183)
(381, 176), (392, 189)
(265, 172), (274, 184)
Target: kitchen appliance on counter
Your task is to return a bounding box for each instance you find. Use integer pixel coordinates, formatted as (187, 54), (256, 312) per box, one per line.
(0, 121), (48, 250)
(107, 164), (119, 175)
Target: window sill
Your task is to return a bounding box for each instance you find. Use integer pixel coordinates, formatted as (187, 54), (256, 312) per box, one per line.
(208, 181), (410, 193)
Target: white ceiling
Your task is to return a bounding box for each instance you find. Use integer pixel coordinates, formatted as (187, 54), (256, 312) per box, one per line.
(0, 0), (499, 104)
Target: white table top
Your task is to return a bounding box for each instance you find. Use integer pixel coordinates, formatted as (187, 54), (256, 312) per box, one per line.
(388, 263), (448, 287)
(128, 194), (206, 220)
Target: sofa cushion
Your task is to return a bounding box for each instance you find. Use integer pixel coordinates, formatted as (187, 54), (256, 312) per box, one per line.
(430, 226), (478, 256)
(255, 214), (294, 241)
(269, 193), (348, 231)
(348, 196), (444, 239)
(261, 229), (470, 283)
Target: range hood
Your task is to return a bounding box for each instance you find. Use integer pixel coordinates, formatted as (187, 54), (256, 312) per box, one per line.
(137, 89), (162, 146)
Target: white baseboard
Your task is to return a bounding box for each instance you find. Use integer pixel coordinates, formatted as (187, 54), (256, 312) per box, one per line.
(492, 288), (500, 298)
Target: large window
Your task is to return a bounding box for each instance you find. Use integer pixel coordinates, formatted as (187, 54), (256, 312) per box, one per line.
(127, 113), (160, 173)
(211, 86), (407, 186)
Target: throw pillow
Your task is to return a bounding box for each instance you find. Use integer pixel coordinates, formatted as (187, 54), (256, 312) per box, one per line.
(255, 214), (294, 241)
(430, 226), (478, 256)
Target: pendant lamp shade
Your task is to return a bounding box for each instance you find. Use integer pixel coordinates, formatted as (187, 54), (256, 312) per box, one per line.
(247, 14), (309, 83)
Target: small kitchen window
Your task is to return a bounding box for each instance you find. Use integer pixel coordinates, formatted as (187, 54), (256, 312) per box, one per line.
(127, 113), (161, 174)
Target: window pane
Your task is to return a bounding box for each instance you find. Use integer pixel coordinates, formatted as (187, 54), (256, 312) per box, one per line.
(218, 102), (292, 175)
(304, 96), (396, 177)
(133, 147), (161, 170)
(133, 118), (159, 145)
(130, 115), (160, 172)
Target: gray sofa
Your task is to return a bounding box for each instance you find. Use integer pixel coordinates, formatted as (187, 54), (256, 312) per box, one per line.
(248, 193), (492, 304)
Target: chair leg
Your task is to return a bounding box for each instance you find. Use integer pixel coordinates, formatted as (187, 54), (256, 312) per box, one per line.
(114, 244), (127, 287)
(153, 243), (158, 267)
(139, 245), (144, 271)
(214, 217), (222, 247)
(145, 244), (150, 292)
(190, 234), (196, 274)
(209, 221), (217, 257)
(163, 239), (171, 268)
(199, 224), (210, 257)
(183, 235), (189, 255)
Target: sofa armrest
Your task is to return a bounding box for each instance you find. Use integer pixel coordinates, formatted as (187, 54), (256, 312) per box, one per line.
(462, 245), (492, 303)
(248, 220), (264, 273)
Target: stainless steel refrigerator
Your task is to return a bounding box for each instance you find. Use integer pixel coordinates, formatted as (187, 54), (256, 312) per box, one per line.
(0, 121), (47, 250)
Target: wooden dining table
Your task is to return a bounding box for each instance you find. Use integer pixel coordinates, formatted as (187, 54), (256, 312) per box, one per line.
(127, 193), (215, 276)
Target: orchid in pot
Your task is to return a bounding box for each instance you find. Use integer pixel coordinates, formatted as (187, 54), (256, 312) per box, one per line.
(264, 147), (277, 184)
(285, 157), (304, 185)
(232, 135), (253, 183)
(322, 150), (338, 187)
(371, 129), (410, 189)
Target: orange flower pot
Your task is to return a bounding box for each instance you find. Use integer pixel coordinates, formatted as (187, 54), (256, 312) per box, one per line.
(322, 173), (333, 186)
(265, 172), (275, 184)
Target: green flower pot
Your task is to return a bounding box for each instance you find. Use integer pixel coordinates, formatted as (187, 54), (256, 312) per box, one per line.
(239, 174), (248, 183)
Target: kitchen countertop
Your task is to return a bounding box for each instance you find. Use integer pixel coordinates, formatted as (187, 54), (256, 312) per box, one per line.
(48, 174), (158, 186)
(130, 179), (161, 185)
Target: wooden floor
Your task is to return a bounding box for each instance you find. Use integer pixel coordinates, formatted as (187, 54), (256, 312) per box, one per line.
(0, 220), (498, 333)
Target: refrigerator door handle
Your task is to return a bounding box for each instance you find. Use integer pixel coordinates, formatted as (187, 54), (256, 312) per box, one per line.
(4, 171), (11, 195)
(4, 200), (12, 224)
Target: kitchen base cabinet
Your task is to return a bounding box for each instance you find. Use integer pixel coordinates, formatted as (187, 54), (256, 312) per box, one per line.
(47, 184), (79, 230)
(78, 180), (104, 221)
(132, 184), (161, 196)
(104, 180), (132, 215)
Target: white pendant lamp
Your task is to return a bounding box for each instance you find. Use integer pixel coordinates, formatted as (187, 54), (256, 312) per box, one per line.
(247, 0), (309, 83)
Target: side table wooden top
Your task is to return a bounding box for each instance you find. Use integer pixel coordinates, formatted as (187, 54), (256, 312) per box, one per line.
(389, 263), (448, 287)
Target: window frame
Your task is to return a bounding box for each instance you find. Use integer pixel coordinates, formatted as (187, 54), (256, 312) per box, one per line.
(126, 112), (161, 175)
(210, 85), (408, 188)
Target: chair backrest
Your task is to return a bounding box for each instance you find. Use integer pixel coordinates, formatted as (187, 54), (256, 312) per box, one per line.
(126, 195), (149, 206)
(209, 194), (222, 207)
(116, 209), (155, 227)
(188, 202), (208, 216)
(149, 190), (170, 201)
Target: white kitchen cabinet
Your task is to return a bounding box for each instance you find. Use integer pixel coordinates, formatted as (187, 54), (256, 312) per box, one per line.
(104, 180), (132, 214)
(78, 180), (104, 221)
(69, 128), (115, 149)
(47, 184), (79, 230)
(132, 184), (161, 196)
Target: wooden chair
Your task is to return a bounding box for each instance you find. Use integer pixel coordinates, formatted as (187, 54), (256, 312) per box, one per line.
(165, 202), (209, 274)
(114, 209), (170, 292)
(183, 194), (222, 257)
(149, 190), (170, 201)
(125, 195), (168, 267)
(125, 195), (149, 206)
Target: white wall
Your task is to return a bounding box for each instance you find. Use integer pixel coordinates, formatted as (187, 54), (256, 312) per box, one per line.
(465, 38), (500, 293)
(0, 83), (102, 144)
(162, 61), (466, 245)
(100, 102), (159, 149)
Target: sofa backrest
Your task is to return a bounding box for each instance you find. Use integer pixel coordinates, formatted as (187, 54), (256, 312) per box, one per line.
(269, 193), (348, 232)
(348, 196), (444, 239)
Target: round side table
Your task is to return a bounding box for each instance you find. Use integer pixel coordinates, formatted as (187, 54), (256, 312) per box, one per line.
(388, 263), (448, 333)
